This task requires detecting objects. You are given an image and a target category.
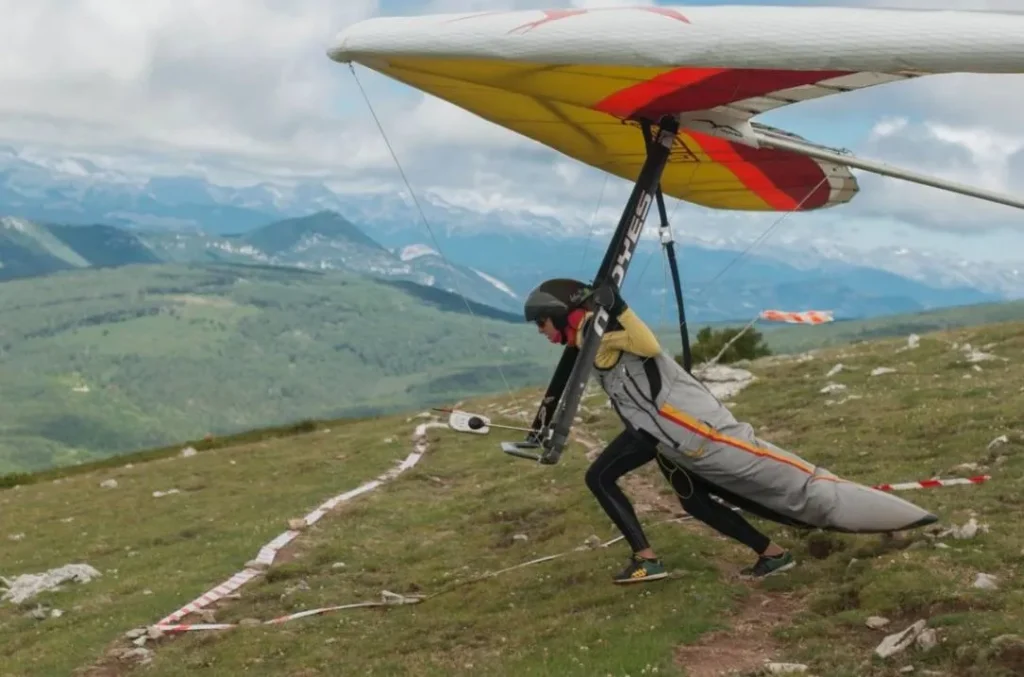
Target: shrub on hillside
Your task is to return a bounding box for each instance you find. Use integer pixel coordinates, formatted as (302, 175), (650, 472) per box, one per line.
(677, 325), (772, 366)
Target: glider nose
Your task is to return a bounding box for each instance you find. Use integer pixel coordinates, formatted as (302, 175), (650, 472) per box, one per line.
(326, 33), (352, 63)
(903, 513), (940, 530)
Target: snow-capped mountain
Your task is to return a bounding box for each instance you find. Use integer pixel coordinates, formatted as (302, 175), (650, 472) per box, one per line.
(755, 239), (1024, 300)
(138, 212), (522, 313)
(1, 144), (1020, 321)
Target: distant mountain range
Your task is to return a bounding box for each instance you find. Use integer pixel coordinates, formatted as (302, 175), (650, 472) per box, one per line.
(0, 212), (525, 314)
(1, 143), (1018, 322)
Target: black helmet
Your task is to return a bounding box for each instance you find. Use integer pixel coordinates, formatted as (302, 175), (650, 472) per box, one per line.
(523, 278), (592, 324)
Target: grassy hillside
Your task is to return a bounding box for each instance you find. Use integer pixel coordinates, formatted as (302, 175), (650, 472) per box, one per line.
(1, 320), (1021, 676)
(0, 262), (552, 474)
(3, 255), (1023, 476)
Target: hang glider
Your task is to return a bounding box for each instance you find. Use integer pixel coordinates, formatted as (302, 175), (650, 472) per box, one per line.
(329, 5), (1024, 463)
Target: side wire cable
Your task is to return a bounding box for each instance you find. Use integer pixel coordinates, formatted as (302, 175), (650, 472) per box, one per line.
(690, 173), (831, 302)
(577, 173), (610, 277)
(349, 64), (515, 397)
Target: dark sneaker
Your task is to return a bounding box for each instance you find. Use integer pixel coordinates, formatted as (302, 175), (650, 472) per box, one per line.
(739, 551), (796, 579)
(613, 554), (668, 584)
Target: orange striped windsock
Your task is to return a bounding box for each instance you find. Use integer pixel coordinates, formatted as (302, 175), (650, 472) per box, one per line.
(759, 309), (834, 325)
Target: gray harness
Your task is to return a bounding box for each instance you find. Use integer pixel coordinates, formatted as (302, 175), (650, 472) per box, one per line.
(591, 348), (936, 534)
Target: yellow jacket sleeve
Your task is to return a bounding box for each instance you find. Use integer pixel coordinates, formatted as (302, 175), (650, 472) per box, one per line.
(575, 308), (661, 367)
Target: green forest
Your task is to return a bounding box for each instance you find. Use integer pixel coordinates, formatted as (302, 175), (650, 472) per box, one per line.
(0, 263), (553, 473)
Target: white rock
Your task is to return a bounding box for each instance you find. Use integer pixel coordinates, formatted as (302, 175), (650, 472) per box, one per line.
(907, 334), (920, 349)
(820, 383), (847, 394)
(866, 616), (891, 629)
(973, 573), (999, 590)
(826, 363), (844, 377)
(916, 628), (938, 651)
(7, 533), (24, 541)
(120, 647), (154, 664)
(987, 435), (1009, 450)
(0, 564), (102, 604)
(152, 489), (180, 498)
(961, 343), (1006, 363)
(935, 517), (988, 540)
(875, 620), (927, 658)
(871, 367), (897, 376)
(765, 662), (808, 674)
(180, 447), (197, 457)
(693, 364), (756, 401)
(512, 533), (529, 542)
(100, 479), (118, 489)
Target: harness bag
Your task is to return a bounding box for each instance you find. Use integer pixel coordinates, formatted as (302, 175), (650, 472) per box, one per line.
(593, 347), (937, 534)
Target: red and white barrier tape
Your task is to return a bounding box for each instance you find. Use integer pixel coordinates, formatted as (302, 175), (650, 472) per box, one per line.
(151, 422), (445, 629)
(873, 474), (991, 492)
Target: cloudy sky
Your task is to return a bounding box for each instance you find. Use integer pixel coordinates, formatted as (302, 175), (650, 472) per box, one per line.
(2, 0), (1023, 261)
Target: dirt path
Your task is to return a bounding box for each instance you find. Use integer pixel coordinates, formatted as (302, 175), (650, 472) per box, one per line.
(673, 590), (805, 677)
(574, 428), (809, 677)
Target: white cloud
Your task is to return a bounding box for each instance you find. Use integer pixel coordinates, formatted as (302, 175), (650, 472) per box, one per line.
(847, 116), (1024, 231)
(0, 0), (379, 170)
(0, 0), (1022, 246)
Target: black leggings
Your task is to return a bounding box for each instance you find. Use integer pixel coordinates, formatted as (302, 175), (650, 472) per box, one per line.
(584, 428), (772, 555)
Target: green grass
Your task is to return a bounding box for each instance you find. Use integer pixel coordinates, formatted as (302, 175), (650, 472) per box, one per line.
(2, 319), (1023, 676)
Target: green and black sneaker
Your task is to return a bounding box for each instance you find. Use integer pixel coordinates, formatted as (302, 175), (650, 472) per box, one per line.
(739, 551), (796, 580)
(613, 553), (668, 584)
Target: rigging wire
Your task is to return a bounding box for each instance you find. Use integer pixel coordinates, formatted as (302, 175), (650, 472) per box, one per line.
(659, 244), (670, 334)
(349, 64), (515, 397)
(577, 173), (610, 277)
(688, 174), (831, 302)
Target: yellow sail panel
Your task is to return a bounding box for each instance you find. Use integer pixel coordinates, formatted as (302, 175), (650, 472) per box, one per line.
(369, 57), (858, 211)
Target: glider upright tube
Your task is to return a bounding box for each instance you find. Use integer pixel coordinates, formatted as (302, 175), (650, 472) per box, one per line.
(539, 116), (680, 463)
(655, 188), (692, 374)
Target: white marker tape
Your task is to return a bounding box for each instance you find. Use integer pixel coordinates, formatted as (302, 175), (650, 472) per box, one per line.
(150, 422), (446, 631)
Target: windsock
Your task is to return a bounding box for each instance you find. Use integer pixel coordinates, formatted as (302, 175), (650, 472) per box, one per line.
(759, 309), (834, 325)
